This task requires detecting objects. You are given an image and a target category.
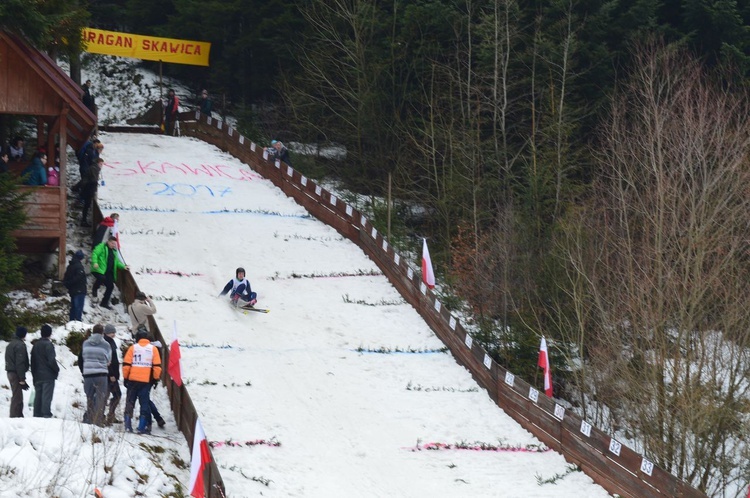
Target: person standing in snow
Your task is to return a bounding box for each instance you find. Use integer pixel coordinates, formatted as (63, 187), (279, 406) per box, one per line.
(128, 291), (157, 337)
(164, 88), (179, 136)
(219, 267), (257, 307)
(91, 236), (128, 309)
(80, 157), (103, 227)
(79, 324), (112, 426)
(122, 329), (162, 434)
(30, 324), (59, 418)
(103, 324), (122, 425)
(5, 326), (30, 417)
(63, 249), (87, 322)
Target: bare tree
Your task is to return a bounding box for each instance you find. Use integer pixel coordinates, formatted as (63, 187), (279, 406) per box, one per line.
(559, 42), (750, 495)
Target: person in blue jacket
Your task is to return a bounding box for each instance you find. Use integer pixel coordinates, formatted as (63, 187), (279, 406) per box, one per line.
(219, 267), (257, 307)
(21, 152), (47, 186)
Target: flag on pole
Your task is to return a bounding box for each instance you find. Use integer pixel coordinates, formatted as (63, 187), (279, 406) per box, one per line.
(421, 238), (435, 289)
(538, 337), (553, 397)
(189, 418), (212, 498)
(168, 321), (183, 387)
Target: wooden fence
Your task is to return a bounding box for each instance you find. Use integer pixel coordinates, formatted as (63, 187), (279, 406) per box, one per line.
(102, 111), (706, 498)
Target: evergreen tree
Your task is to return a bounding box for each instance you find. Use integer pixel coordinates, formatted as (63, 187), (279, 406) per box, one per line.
(0, 174), (27, 339)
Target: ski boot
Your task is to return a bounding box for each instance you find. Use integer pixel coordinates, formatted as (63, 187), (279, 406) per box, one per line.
(137, 415), (150, 435)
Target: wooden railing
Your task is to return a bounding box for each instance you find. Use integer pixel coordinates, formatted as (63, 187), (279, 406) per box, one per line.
(100, 111), (706, 498)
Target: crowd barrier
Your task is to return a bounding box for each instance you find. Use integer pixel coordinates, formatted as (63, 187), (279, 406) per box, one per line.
(104, 111), (706, 498)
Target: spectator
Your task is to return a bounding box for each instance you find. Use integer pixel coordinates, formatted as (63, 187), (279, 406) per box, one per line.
(128, 291), (157, 337)
(47, 163), (60, 186)
(73, 138), (102, 195)
(103, 324), (122, 425)
(63, 249), (87, 321)
(21, 152), (48, 186)
(264, 140), (292, 167)
(8, 136), (24, 162)
(91, 236), (129, 309)
(92, 213), (119, 248)
(78, 324), (111, 426)
(82, 80), (96, 114)
(199, 89), (212, 116)
(0, 149), (9, 174)
(122, 329), (162, 434)
(30, 324), (59, 418)
(164, 89), (179, 136)
(80, 157), (103, 227)
(4, 326), (30, 418)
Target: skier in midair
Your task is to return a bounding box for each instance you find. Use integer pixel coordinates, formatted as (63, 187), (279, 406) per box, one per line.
(219, 267), (257, 308)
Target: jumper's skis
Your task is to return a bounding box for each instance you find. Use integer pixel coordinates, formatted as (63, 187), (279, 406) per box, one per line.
(241, 306), (270, 314)
(229, 301), (270, 314)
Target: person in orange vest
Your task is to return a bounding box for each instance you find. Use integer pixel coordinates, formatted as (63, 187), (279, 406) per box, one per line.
(122, 329), (162, 434)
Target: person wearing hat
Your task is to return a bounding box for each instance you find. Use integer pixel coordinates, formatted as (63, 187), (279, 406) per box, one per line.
(30, 324), (59, 418)
(122, 329), (162, 434)
(78, 324), (112, 426)
(128, 291), (157, 337)
(263, 140), (292, 167)
(63, 249), (87, 321)
(102, 324), (122, 425)
(5, 326), (30, 417)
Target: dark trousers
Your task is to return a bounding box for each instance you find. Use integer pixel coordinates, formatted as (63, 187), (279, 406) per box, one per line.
(92, 272), (114, 306)
(70, 292), (85, 321)
(107, 379), (122, 419)
(80, 183), (97, 222)
(7, 371), (24, 418)
(124, 382), (152, 422)
(33, 380), (55, 418)
(83, 375), (109, 425)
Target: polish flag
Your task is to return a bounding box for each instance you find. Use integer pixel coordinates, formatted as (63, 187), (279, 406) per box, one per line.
(168, 321), (183, 387)
(189, 418), (212, 498)
(421, 238), (435, 289)
(112, 217), (120, 249)
(538, 337), (553, 397)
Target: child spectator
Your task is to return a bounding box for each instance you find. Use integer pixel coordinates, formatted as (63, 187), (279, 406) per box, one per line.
(8, 137), (24, 162)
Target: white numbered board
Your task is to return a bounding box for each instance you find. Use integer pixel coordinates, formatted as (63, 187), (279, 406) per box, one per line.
(640, 458), (654, 476)
(449, 316), (456, 330)
(608, 439), (622, 457)
(330, 195), (337, 206)
(464, 334), (473, 349)
(315, 186), (322, 196)
(407, 268), (413, 280)
(275, 160), (281, 168)
(394, 254), (400, 266)
(346, 205), (353, 216)
(382, 240), (388, 251)
(301, 176), (308, 186)
(419, 282), (427, 295)
(553, 404), (565, 420)
(504, 371), (514, 386)
(434, 300), (441, 312)
(580, 420), (592, 438)
(483, 354), (492, 370)
(287, 166), (293, 176)
(528, 387), (539, 403)
(240, 136), (246, 145)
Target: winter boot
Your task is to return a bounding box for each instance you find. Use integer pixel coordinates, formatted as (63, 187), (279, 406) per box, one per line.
(156, 416), (166, 428)
(137, 416), (150, 434)
(124, 415), (133, 432)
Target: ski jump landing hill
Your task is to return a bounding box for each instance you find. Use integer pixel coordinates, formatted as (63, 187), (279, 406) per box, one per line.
(102, 112), (705, 498)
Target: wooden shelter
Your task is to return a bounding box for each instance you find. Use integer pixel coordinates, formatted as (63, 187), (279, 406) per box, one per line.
(0, 30), (96, 278)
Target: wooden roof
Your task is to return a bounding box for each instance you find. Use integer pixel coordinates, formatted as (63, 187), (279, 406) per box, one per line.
(0, 30), (95, 150)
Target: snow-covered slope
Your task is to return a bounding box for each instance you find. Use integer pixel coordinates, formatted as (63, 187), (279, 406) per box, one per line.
(83, 132), (609, 497)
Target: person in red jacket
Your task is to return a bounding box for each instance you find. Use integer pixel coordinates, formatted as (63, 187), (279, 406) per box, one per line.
(122, 329), (162, 434)
(164, 89), (179, 136)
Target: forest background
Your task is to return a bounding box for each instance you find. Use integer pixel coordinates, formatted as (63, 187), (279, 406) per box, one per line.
(2, 0), (750, 495)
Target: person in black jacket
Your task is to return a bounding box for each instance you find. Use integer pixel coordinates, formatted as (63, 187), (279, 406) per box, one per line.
(103, 324), (122, 425)
(5, 326), (29, 417)
(63, 250), (87, 321)
(30, 324), (59, 418)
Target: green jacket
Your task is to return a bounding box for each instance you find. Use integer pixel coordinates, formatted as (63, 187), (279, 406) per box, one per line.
(90, 242), (127, 279)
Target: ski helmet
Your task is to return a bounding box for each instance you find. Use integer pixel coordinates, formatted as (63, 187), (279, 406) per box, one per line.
(236, 267), (246, 277)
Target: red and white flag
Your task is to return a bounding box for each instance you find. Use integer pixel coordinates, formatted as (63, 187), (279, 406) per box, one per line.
(112, 217), (121, 249)
(421, 238), (435, 289)
(538, 337), (553, 397)
(189, 418), (212, 498)
(168, 321), (183, 387)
